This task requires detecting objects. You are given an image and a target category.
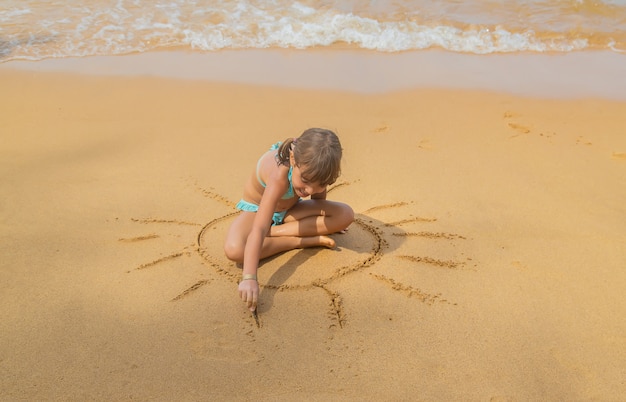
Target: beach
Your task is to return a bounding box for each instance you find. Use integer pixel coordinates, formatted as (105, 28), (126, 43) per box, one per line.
(1, 50), (626, 400)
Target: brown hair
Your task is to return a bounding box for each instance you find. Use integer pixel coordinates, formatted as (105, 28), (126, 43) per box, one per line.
(276, 128), (342, 186)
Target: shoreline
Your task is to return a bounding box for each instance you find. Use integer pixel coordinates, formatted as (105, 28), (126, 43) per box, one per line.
(1, 49), (626, 100)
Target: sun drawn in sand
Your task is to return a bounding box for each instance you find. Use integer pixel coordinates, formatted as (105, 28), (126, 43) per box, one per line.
(121, 180), (474, 329)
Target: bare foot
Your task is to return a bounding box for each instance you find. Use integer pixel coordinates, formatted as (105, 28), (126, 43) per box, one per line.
(319, 235), (336, 249)
(301, 235), (336, 249)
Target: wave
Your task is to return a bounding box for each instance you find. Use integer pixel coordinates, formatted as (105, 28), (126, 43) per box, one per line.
(1, 0), (625, 62)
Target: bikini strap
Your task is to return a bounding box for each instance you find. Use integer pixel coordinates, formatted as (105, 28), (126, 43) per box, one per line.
(257, 142), (283, 187)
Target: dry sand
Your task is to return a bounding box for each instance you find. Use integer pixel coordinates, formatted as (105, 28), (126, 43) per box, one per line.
(1, 50), (625, 401)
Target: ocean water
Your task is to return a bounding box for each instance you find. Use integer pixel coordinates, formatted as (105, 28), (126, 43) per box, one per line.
(1, 0), (625, 62)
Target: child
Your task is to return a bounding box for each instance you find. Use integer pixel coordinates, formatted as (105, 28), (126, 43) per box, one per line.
(224, 128), (354, 311)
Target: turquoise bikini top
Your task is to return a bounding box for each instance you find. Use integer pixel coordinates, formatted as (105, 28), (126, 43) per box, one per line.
(256, 142), (295, 200)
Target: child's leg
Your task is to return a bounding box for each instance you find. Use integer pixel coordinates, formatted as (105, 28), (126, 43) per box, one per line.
(224, 211), (339, 263)
(257, 235), (336, 261)
(269, 199), (354, 238)
(224, 212), (256, 262)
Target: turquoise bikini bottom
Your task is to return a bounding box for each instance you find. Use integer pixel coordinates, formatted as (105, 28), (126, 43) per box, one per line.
(236, 199), (288, 226)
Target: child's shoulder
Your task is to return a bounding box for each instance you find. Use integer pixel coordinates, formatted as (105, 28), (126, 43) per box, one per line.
(257, 148), (288, 183)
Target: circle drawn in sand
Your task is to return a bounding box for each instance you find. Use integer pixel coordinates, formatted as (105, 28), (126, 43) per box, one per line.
(123, 183), (470, 328)
(197, 212), (385, 291)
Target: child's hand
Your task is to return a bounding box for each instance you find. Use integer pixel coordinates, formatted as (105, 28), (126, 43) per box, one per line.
(238, 278), (259, 311)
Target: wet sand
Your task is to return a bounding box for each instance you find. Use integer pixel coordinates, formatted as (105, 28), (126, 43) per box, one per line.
(1, 50), (625, 401)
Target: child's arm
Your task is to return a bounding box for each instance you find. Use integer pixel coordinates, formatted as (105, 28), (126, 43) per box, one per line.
(238, 169), (289, 311)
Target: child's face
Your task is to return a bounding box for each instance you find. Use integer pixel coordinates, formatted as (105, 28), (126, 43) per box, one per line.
(291, 164), (325, 198)
(289, 151), (326, 198)
(289, 151), (325, 197)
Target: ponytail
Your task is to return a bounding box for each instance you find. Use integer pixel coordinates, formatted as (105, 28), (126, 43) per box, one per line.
(275, 137), (296, 166)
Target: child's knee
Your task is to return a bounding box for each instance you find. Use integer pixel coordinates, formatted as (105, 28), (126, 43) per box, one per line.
(345, 204), (355, 224)
(338, 203), (355, 227)
(223, 241), (244, 263)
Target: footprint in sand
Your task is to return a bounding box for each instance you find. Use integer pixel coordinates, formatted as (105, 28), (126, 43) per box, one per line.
(504, 111), (530, 137)
(121, 181), (474, 328)
(508, 122), (531, 136)
(372, 123), (390, 134)
(612, 152), (626, 160)
(504, 110), (555, 140)
(417, 138), (433, 150)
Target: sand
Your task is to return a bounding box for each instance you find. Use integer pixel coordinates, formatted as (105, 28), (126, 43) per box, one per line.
(1, 50), (625, 401)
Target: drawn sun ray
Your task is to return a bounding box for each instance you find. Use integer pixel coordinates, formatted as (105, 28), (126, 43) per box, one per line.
(396, 255), (466, 270)
(121, 180), (474, 328)
(131, 217), (202, 226)
(118, 234), (160, 242)
(385, 217), (438, 226)
(369, 273), (451, 305)
(393, 231), (466, 240)
(134, 246), (196, 271)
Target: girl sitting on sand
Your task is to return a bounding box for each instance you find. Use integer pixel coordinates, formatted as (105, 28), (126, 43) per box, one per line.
(224, 128), (354, 311)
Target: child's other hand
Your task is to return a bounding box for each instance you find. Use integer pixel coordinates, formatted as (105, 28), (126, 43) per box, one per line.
(238, 279), (259, 311)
